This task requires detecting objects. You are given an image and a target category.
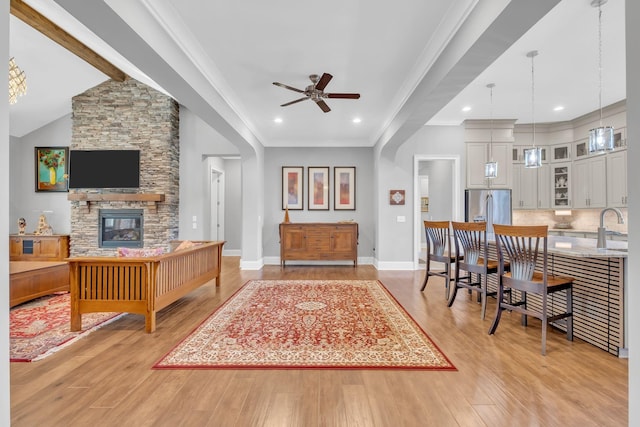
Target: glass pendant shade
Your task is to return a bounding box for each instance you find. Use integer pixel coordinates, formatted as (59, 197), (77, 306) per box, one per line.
(588, 126), (614, 152)
(524, 147), (542, 168)
(484, 161), (498, 179)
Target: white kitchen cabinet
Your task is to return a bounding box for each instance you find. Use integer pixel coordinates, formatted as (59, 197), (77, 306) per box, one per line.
(466, 142), (511, 188)
(607, 150), (627, 207)
(552, 163), (571, 208)
(512, 164), (538, 209)
(550, 143), (571, 163)
(573, 155), (607, 208)
(537, 163), (551, 209)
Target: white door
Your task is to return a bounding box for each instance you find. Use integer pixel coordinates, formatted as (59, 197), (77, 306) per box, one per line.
(210, 170), (225, 241)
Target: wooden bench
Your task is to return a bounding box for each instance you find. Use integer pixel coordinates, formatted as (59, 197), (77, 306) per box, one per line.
(67, 240), (224, 333)
(10, 261), (70, 307)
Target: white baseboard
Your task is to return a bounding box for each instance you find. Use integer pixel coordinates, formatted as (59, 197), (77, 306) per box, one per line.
(239, 258), (264, 270)
(222, 249), (241, 256)
(263, 256), (375, 266)
(374, 260), (416, 271)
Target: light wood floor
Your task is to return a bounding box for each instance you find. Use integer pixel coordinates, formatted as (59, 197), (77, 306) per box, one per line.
(10, 257), (628, 426)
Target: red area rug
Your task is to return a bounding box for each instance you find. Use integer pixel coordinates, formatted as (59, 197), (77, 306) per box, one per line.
(10, 293), (124, 362)
(154, 280), (455, 370)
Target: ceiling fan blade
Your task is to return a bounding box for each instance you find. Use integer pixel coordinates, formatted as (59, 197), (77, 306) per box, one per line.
(273, 82), (305, 93)
(314, 73), (333, 91)
(281, 97), (309, 107)
(326, 93), (361, 99)
(315, 100), (331, 113)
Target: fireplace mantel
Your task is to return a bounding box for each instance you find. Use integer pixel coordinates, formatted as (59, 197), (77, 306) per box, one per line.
(68, 193), (165, 213)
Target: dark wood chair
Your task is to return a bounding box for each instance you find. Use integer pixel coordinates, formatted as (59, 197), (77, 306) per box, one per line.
(420, 220), (459, 298)
(489, 224), (573, 355)
(447, 221), (502, 320)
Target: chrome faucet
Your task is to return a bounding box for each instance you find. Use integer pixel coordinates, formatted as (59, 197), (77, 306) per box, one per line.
(597, 208), (625, 249)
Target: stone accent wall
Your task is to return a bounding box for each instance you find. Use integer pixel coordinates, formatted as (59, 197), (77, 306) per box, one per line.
(69, 78), (179, 256)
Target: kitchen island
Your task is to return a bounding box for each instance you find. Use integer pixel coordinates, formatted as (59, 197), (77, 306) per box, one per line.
(488, 235), (628, 356)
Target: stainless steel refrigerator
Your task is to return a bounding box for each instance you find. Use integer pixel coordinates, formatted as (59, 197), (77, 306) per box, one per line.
(464, 189), (512, 233)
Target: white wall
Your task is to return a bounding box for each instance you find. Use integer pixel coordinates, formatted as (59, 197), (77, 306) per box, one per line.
(2, 0), (10, 420)
(9, 114), (72, 235)
(223, 158), (242, 252)
(376, 125), (465, 268)
(262, 147), (375, 263)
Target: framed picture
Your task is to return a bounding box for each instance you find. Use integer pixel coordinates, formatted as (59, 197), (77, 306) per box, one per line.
(308, 167), (330, 210)
(35, 146), (69, 192)
(334, 166), (356, 210)
(389, 189), (406, 205)
(282, 166), (304, 210)
(421, 197), (429, 212)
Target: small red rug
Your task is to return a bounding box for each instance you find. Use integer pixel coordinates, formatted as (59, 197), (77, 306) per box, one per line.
(154, 280), (456, 370)
(10, 293), (124, 362)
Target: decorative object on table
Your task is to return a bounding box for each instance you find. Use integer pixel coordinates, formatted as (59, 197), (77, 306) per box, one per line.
(334, 166), (356, 210)
(9, 57), (27, 105)
(282, 166), (304, 210)
(484, 83), (498, 180)
(283, 205), (290, 223)
(389, 189), (405, 205)
(588, 0), (615, 153)
(523, 51), (542, 169)
(154, 279), (456, 370)
(35, 147), (69, 192)
(307, 166), (330, 210)
(554, 209), (573, 229)
(10, 293), (124, 362)
(421, 197), (429, 212)
(34, 214), (53, 235)
(17, 217), (27, 235)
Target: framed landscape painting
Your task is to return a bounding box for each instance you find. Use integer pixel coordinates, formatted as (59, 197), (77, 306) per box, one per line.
(35, 147), (69, 192)
(308, 167), (329, 210)
(282, 166), (304, 210)
(334, 166), (356, 210)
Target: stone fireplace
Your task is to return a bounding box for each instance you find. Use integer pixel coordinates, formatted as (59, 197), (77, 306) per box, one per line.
(99, 209), (143, 248)
(68, 79), (179, 257)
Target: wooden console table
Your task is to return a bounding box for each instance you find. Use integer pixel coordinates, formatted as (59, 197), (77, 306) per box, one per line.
(9, 234), (70, 261)
(279, 222), (358, 267)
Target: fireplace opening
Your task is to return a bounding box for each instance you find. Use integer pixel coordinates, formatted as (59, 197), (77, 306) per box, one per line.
(99, 209), (143, 248)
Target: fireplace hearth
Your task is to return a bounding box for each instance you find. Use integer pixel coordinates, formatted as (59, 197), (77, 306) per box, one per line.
(99, 209), (143, 248)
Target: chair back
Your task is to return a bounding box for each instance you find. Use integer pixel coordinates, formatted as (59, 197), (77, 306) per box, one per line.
(493, 224), (547, 281)
(423, 220), (451, 257)
(451, 221), (486, 266)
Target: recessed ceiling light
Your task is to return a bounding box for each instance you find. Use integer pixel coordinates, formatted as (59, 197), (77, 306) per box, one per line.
(274, 117), (283, 123)
(462, 106), (472, 112)
(553, 106), (565, 111)
(352, 118), (361, 123)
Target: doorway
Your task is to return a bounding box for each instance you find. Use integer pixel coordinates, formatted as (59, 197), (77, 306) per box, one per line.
(209, 167), (225, 242)
(413, 155), (461, 269)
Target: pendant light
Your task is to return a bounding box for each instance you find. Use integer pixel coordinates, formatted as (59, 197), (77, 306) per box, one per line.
(484, 83), (498, 180)
(588, 0), (614, 153)
(523, 50), (541, 169)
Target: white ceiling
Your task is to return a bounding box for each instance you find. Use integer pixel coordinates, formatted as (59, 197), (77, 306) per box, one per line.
(8, 0), (626, 147)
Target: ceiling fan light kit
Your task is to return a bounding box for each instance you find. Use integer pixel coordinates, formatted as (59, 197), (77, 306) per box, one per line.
(273, 73), (360, 113)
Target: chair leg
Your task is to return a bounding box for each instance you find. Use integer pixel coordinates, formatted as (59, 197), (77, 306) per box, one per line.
(566, 287), (574, 341)
(480, 274), (487, 320)
(447, 265), (460, 307)
(488, 279), (504, 335)
(420, 260), (430, 291)
(444, 263), (451, 300)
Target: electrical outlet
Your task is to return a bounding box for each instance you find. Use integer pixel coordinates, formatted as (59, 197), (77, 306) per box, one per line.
(397, 216), (406, 223)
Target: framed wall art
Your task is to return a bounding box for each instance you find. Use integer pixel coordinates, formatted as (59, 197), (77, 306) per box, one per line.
(282, 166), (304, 210)
(389, 189), (406, 205)
(35, 146), (69, 192)
(308, 166), (330, 210)
(334, 166), (356, 210)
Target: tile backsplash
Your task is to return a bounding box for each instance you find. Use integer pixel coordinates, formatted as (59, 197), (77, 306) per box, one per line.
(513, 208), (628, 234)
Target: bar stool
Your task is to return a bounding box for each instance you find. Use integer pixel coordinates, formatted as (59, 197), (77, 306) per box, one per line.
(489, 224), (574, 355)
(447, 221), (502, 320)
(420, 220), (459, 298)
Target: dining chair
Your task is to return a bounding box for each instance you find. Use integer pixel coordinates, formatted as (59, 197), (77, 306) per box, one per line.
(447, 221), (502, 320)
(421, 220), (459, 298)
(489, 224), (573, 355)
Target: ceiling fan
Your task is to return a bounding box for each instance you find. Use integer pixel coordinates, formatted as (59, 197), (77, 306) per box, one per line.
(272, 73), (360, 113)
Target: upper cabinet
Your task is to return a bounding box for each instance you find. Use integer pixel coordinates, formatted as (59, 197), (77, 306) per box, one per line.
(552, 163), (571, 208)
(550, 143), (571, 162)
(466, 142), (511, 189)
(573, 155), (607, 209)
(607, 150), (627, 207)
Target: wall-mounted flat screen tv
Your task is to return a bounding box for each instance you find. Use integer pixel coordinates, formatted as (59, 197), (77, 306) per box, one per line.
(68, 150), (140, 189)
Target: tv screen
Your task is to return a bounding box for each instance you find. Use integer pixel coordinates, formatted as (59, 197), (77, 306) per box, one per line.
(68, 150), (140, 189)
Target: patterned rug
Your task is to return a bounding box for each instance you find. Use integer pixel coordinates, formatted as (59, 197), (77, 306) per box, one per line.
(10, 293), (124, 362)
(154, 280), (456, 370)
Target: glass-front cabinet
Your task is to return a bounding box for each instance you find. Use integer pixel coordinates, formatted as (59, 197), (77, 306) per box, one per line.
(552, 162), (571, 208)
(550, 143), (571, 162)
(512, 145), (547, 163)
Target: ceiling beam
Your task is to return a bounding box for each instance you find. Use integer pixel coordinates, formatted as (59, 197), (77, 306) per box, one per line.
(10, 0), (126, 82)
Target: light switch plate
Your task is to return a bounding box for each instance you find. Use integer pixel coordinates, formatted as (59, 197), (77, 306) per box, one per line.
(397, 216), (406, 223)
